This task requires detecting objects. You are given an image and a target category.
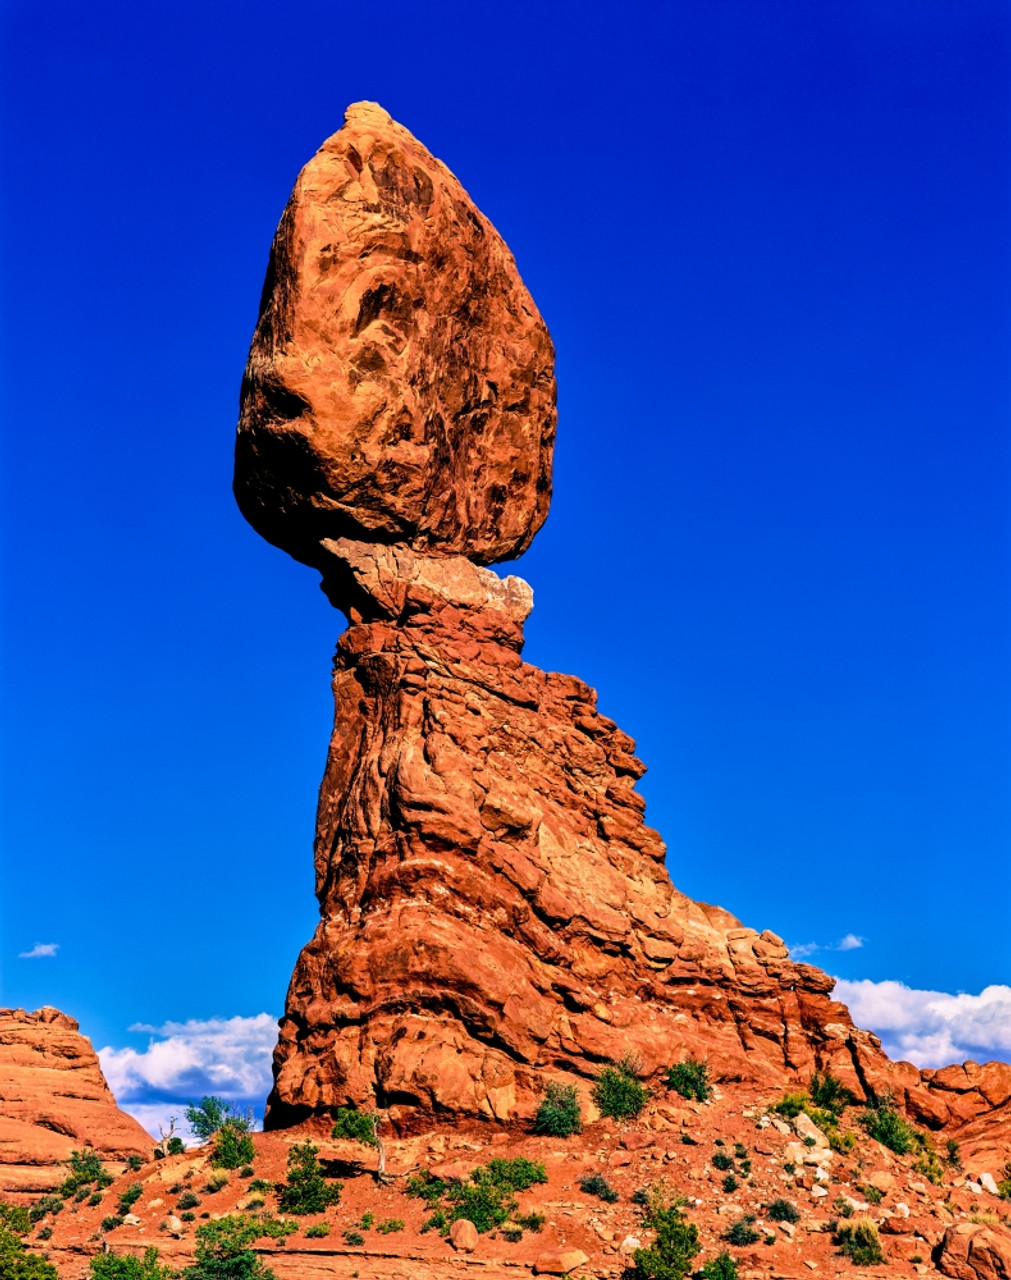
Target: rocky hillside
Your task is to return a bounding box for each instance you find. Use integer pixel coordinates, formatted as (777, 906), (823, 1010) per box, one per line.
(0, 1006), (151, 1202)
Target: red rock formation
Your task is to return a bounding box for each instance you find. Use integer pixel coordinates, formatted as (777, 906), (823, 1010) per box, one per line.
(234, 104), (1011, 1152)
(0, 1006), (151, 1200)
(937, 1221), (1011, 1280)
(235, 101), (555, 570)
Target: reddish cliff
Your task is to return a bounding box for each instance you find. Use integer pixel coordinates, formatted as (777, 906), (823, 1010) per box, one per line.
(233, 104), (1010, 1156)
(0, 1006), (151, 1200)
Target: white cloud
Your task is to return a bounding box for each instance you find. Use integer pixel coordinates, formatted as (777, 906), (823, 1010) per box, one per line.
(833, 978), (1011, 1068)
(789, 934), (865, 959)
(18, 942), (59, 958)
(98, 1013), (278, 1118)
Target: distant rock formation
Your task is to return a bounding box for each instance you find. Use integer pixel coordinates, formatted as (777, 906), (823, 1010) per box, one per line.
(236, 104), (1011, 1155)
(0, 1007), (151, 1200)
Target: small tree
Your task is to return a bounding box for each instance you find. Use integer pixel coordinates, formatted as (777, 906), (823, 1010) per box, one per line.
(154, 1117), (184, 1158)
(90, 1246), (175, 1279)
(593, 1057), (648, 1120)
(183, 1216), (276, 1280)
(277, 1142), (342, 1214)
(632, 1191), (699, 1280)
(331, 1107), (390, 1182)
(663, 1058), (710, 1102)
(211, 1123), (255, 1171)
(185, 1098), (252, 1143)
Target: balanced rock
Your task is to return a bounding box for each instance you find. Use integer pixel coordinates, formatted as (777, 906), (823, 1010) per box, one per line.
(236, 101), (556, 572)
(0, 1006), (151, 1201)
(238, 106), (1011, 1152)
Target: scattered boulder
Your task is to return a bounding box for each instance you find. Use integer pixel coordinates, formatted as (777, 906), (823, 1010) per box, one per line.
(449, 1218), (479, 1252)
(534, 1248), (590, 1275)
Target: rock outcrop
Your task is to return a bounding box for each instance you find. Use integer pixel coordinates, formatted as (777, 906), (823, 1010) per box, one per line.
(0, 1006), (151, 1200)
(937, 1221), (1011, 1280)
(235, 103), (1011, 1149)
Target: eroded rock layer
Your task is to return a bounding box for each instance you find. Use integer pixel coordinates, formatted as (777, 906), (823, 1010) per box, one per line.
(263, 545), (1009, 1142)
(0, 1006), (151, 1200)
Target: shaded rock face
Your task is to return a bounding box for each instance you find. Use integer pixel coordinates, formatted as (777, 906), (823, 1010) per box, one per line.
(937, 1221), (1011, 1280)
(237, 104), (1011, 1142)
(235, 102), (556, 570)
(0, 1006), (151, 1200)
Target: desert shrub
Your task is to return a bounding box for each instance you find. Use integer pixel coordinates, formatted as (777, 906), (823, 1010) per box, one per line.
(184, 1098), (252, 1143)
(832, 1194), (854, 1219)
(376, 1218), (403, 1234)
(739, 1159), (752, 1174)
(533, 1082), (582, 1137)
(343, 1230), (365, 1246)
(277, 1143), (342, 1215)
(700, 1253), (739, 1280)
(126, 1157), (145, 1173)
(732, 1143), (747, 1159)
(101, 1215), (125, 1232)
(944, 1139), (962, 1169)
(593, 1057), (648, 1120)
(721, 1174), (738, 1193)
(802, 1136), (816, 1148)
(828, 1129), (856, 1154)
(239, 1166), (255, 1179)
(858, 1184), (883, 1205)
(834, 1217), (884, 1265)
(358, 1212), (374, 1230)
(257, 1217), (297, 1242)
(680, 1134), (697, 1145)
(479, 1159), (547, 1192)
(663, 1057), (710, 1102)
(182, 1215), (276, 1280)
(405, 1170), (447, 1205)
(330, 1107), (378, 1147)
(29, 1197), (63, 1223)
(304, 1223), (329, 1238)
(74, 1186), (91, 1203)
(0, 1202), (32, 1234)
(211, 1123), (255, 1171)
(0, 1225), (58, 1280)
(36, 1228), (52, 1241)
(631, 1192), (699, 1280)
(181, 1213), (196, 1223)
(711, 1151), (733, 1172)
(409, 1159), (545, 1236)
(579, 1172), (619, 1203)
(177, 1192), (201, 1210)
(913, 1148), (944, 1185)
(767, 1198), (800, 1223)
(772, 1092), (807, 1119)
(246, 1180), (272, 1195)
(783, 1161), (796, 1175)
(89, 1193), (103, 1207)
(446, 1181), (512, 1233)
(118, 1183), (143, 1214)
(243, 1197), (264, 1211)
(632, 1187), (650, 1206)
(205, 1171), (229, 1193)
(61, 1149), (105, 1194)
(723, 1215), (760, 1246)
(809, 1070), (853, 1115)
(501, 1226), (523, 1242)
(859, 1095), (921, 1154)
(514, 1211), (544, 1232)
(89, 1246), (174, 1278)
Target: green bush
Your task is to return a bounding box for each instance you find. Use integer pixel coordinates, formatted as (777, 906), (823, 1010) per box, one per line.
(680, 1134), (697, 1145)
(721, 1174), (738, 1193)
(783, 1161), (796, 1175)
(593, 1058), (648, 1120)
(859, 1095), (922, 1155)
(501, 1226), (523, 1242)
(204, 1172), (229, 1193)
(631, 1193), (699, 1280)
(126, 1157), (145, 1173)
(211, 1123), (255, 1171)
(913, 1148), (945, 1185)
(732, 1143), (747, 1160)
(579, 1172), (619, 1203)
(89, 1192), (103, 1207)
(181, 1213), (196, 1223)
(407, 1158), (547, 1236)
(405, 1170), (447, 1205)
(247, 1180), (273, 1195)
(182, 1215), (276, 1280)
(944, 1139), (962, 1169)
(61, 1149), (105, 1195)
(0, 1202), (32, 1234)
(808, 1070), (854, 1115)
(29, 1197), (63, 1224)
(477, 1159), (547, 1193)
(89, 1246), (175, 1278)
(177, 1192), (201, 1210)
(514, 1211), (545, 1232)
(663, 1057), (710, 1102)
(533, 1082), (582, 1137)
(101, 1215), (125, 1232)
(239, 1166), (255, 1179)
(446, 1181), (512, 1234)
(834, 1217), (884, 1265)
(700, 1253), (739, 1280)
(723, 1215), (760, 1246)
(712, 1151), (733, 1171)
(256, 1217), (297, 1241)
(772, 1092), (807, 1119)
(330, 1107), (378, 1147)
(276, 1142), (342, 1215)
(118, 1184), (143, 1214)
(0, 1225), (58, 1280)
(858, 1184), (883, 1205)
(767, 1198), (799, 1223)
(833, 1194), (854, 1219)
(343, 1230), (365, 1246)
(376, 1218), (403, 1234)
(304, 1223), (329, 1238)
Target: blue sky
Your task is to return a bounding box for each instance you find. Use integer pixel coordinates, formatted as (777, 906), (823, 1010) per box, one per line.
(2, 0), (1008, 1133)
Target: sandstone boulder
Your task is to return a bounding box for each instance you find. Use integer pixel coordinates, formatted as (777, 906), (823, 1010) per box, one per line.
(449, 1218), (479, 1252)
(236, 101), (556, 573)
(534, 1248), (590, 1275)
(936, 1221), (1011, 1280)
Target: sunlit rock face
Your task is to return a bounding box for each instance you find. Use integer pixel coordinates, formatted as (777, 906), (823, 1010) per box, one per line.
(237, 106), (1011, 1152)
(235, 101), (556, 571)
